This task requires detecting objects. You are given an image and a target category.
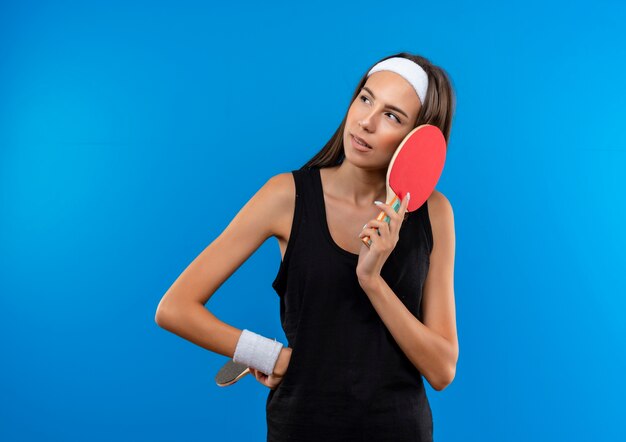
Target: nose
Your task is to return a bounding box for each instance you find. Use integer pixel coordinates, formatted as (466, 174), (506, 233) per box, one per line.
(359, 110), (376, 131)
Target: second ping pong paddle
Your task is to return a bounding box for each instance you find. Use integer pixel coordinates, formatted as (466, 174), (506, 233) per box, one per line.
(362, 124), (447, 247)
(215, 359), (250, 387)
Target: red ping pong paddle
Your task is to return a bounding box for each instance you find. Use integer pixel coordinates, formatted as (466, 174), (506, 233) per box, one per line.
(362, 124), (447, 247)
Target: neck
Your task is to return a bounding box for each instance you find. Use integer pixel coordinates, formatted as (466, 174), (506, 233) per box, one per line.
(325, 162), (388, 207)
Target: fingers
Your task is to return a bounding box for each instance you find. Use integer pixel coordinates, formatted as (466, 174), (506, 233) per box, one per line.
(385, 193), (410, 217)
(249, 367), (283, 390)
(361, 193), (410, 245)
(250, 368), (264, 382)
(400, 192), (411, 217)
(369, 195), (409, 232)
(360, 219), (389, 237)
(373, 194), (409, 223)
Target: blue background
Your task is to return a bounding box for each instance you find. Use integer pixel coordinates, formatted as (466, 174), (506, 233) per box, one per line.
(2, 0), (625, 440)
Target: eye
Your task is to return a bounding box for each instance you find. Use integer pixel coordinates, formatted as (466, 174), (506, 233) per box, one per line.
(358, 94), (402, 124)
(387, 112), (401, 123)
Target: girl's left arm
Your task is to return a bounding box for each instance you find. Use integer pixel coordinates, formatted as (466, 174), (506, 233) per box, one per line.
(359, 190), (458, 391)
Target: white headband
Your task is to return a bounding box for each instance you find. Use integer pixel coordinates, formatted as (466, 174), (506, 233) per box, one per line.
(367, 57), (429, 106)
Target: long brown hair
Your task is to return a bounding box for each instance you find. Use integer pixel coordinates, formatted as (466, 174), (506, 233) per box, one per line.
(301, 52), (456, 170)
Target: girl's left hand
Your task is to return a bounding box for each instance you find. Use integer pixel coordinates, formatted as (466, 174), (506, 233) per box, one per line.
(356, 193), (410, 285)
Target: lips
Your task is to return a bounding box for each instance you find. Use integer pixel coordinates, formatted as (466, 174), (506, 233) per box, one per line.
(352, 134), (372, 149)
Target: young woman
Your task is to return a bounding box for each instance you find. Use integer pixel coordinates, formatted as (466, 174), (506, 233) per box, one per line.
(156, 52), (458, 442)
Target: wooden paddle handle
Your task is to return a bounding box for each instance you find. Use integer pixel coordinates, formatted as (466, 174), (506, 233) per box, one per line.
(361, 195), (402, 247)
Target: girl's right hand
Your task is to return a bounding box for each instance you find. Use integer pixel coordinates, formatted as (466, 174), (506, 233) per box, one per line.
(249, 347), (292, 390)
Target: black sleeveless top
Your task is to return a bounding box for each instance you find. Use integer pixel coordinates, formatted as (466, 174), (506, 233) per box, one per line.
(266, 166), (434, 442)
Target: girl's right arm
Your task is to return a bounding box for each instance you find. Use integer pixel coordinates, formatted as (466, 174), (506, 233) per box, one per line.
(154, 172), (295, 374)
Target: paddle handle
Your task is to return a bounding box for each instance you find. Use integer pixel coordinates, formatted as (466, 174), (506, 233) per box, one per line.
(360, 195), (402, 248)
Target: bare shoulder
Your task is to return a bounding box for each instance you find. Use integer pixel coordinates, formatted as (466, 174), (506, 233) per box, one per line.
(427, 189), (454, 220)
(426, 189), (455, 249)
(263, 172), (296, 240)
(265, 172), (295, 201)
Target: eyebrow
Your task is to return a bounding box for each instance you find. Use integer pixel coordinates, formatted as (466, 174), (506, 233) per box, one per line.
(361, 86), (409, 119)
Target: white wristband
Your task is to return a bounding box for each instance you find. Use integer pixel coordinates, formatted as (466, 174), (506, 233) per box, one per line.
(233, 329), (284, 376)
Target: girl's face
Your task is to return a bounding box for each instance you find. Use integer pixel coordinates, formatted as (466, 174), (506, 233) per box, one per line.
(344, 70), (422, 168)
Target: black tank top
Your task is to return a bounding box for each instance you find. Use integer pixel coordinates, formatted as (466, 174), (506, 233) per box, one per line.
(266, 166), (434, 442)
